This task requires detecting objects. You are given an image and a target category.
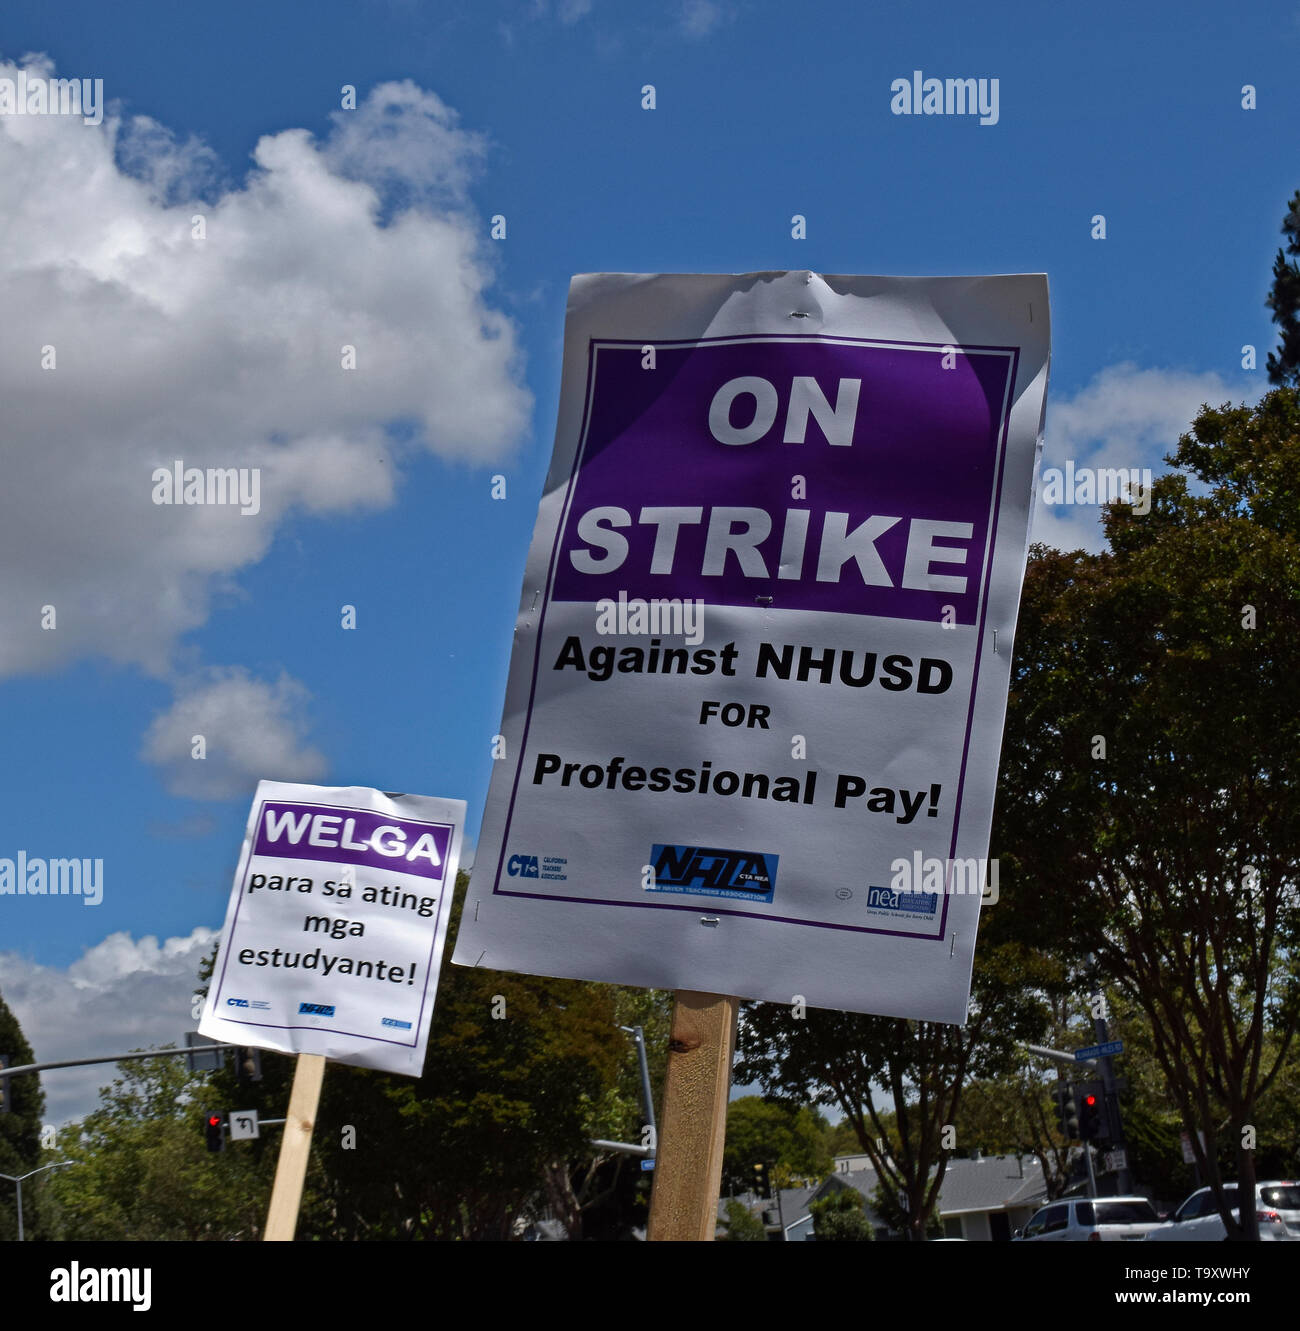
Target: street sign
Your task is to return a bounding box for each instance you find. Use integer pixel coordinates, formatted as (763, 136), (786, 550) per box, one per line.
(229, 1109), (260, 1141)
(184, 1031), (225, 1073)
(453, 270), (1051, 1023)
(1180, 1131), (1205, 1164)
(640, 1158), (656, 1172)
(199, 781), (466, 1076)
(1074, 1040), (1123, 1061)
(1104, 1148), (1128, 1173)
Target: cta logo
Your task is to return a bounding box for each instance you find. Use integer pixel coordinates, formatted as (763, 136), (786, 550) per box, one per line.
(507, 854), (540, 878)
(298, 1002), (335, 1017)
(226, 997), (249, 1007)
(381, 1017), (413, 1030)
(648, 844), (777, 903)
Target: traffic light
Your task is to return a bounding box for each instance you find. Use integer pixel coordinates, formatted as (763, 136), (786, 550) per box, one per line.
(1076, 1080), (1108, 1141)
(235, 1046), (263, 1084)
(205, 1110), (225, 1153)
(1056, 1081), (1079, 1139)
(752, 1161), (770, 1200)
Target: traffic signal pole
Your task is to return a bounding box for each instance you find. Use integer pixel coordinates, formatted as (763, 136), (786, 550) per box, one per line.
(1089, 968), (1133, 1193)
(1083, 1135), (1098, 1198)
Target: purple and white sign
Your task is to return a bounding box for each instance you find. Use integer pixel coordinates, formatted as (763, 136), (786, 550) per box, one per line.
(453, 271), (1049, 1023)
(200, 781), (466, 1075)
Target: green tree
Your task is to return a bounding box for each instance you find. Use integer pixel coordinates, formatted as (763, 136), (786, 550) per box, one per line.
(869, 1181), (942, 1238)
(809, 1186), (874, 1241)
(824, 1118), (863, 1158)
(44, 1053), (270, 1240)
(718, 1197), (767, 1241)
(194, 871), (658, 1241)
(200, 871), (648, 1241)
(722, 1096), (833, 1194)
(0, 989), (49, 1240)
(994, 389), (1300, 1240)
(954, 1071), (1074, 1200)
(736, 927), (1057, 1241)
(540, 986), (672, 1241)
(1266, 189), (1300, 386)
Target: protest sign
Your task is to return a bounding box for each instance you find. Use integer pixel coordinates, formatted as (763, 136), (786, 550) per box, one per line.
(200, 780), (465, 1075)
(453, 271), (1049, 1024)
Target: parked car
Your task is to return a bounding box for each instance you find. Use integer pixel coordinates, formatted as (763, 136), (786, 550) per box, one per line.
(1144, 1181), (1300, 1241)
(1013, 1196), (1162, 1241)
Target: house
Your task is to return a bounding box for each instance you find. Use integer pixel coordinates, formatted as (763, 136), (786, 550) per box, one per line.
(746, 1152), (1049, 1241)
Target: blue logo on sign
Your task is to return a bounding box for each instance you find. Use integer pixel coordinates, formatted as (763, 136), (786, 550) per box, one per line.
(507, 854), (540, 878)
(866, 885), (939, 916)
(298, 1002), (336, 1017)
(648, 845), (777, 903)
(381, 1017), (413, 1029)
(226, 997), (249, 1007)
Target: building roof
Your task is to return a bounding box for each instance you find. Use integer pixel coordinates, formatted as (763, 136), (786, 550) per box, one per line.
(822, 1153), (1048, 1218)
(725, 1153), (1050, 1239)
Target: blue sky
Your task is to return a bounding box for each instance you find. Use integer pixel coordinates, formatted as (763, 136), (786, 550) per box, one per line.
(1, 0), (1296, 1121)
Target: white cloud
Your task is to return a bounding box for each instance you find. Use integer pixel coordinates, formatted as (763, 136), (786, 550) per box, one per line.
(1030, 363), (1249, 552)
(0, 57), (531, 684)
(680, 0), (728, 37)
(557, 0), (594, 22)
(140, 669), (328, 800)
(1, 928), (218, 1125)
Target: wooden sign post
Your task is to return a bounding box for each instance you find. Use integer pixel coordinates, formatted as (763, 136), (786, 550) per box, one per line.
(263, 1053), (326, 1241)
(646, 991), (739, 1242)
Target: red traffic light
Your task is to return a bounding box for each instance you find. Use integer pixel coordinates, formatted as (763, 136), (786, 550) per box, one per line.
(1084, 1095), (1097, 1107)
(208, 1114), (222, 1126)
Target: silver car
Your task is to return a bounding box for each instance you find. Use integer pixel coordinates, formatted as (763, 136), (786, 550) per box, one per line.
(1015, 1195), (1162, 1241)
(1144, 1181), (1300, 1241)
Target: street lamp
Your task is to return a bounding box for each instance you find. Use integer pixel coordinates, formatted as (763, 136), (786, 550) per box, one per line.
(618, 1024), (657, 1153)
(0, 1161), (75, 1241)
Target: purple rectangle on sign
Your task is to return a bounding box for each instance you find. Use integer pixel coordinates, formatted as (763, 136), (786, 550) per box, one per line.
(251, 801), (451, 882)
(551, 337), (1015, 626)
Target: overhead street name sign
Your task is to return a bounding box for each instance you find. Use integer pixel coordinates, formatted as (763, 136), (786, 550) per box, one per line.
(1074, 1041), (1124, 1061)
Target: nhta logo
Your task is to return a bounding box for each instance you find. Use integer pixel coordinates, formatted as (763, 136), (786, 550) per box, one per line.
(647, 844), (778, 903)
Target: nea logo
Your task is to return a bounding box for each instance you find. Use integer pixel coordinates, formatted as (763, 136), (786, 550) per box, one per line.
(650, 844), (777, 902)
(507, 854), (539, 878)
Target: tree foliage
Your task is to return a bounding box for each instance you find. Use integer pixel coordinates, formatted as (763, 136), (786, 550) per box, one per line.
(44, 1054), (268, 1240)
(994, 389), (1300, 1239)
(0, 989), (49, 1240)
(717, 1197), (767, 1241)
(722, 1096), (832, 1194)
(735, 925), (1058, 1241)
(1266, 189), (1300, 386)
(809, 1185), (874, 1242)
(199, 871), (657, 1240)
